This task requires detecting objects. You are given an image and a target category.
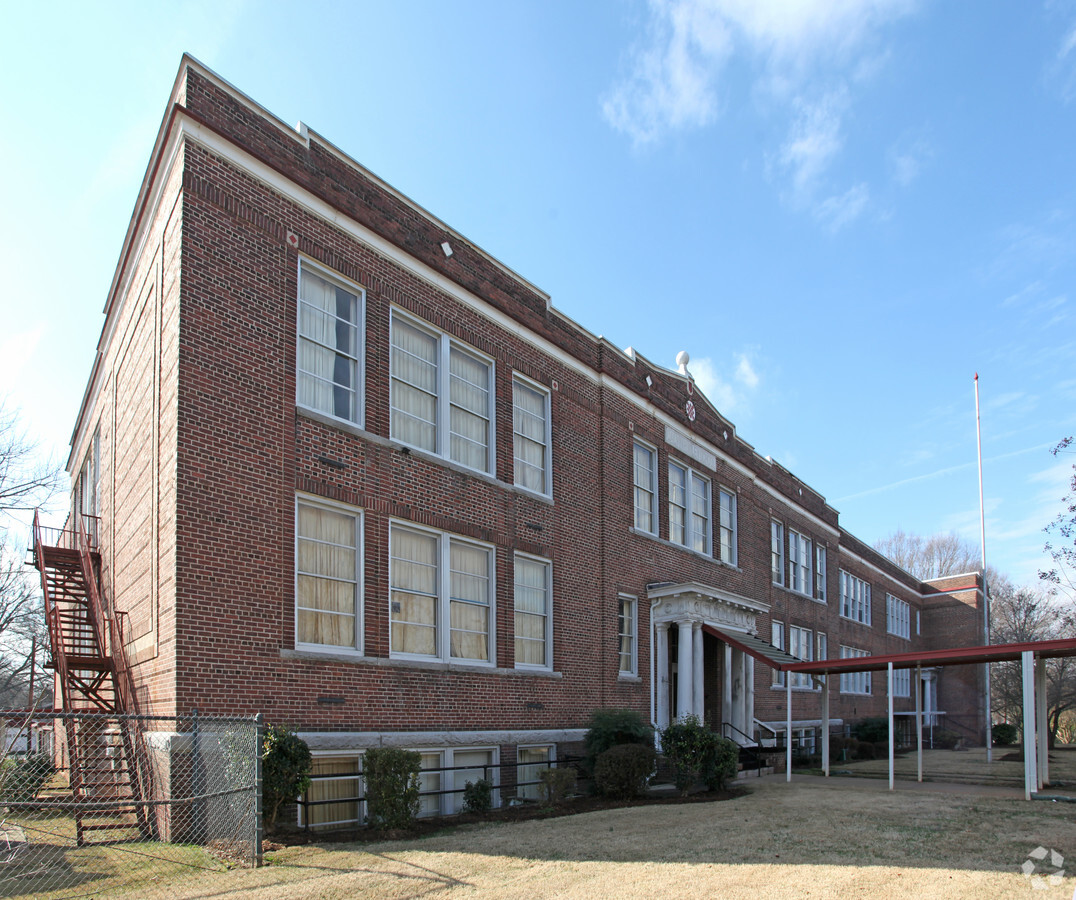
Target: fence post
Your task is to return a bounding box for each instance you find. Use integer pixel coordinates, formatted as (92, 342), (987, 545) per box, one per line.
(254, 713), (263, 867)
(191, 708), (206, 840)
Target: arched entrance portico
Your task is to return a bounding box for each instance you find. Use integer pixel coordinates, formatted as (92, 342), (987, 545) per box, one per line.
(648, 582), (769, 744)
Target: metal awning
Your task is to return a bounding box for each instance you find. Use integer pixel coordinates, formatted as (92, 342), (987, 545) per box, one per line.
(701, 624), (802, 669)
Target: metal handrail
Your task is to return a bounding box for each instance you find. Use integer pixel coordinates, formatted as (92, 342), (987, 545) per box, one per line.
(33, 510), (71, 711)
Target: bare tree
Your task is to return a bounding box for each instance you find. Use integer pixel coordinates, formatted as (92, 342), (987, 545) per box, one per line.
(1041, 437), (1076, 601)
(874, 529), (982, 581)
(0, 401), (61, 708)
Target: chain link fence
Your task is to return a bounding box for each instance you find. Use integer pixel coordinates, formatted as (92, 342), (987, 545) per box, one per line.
(0, 710), (261, 899)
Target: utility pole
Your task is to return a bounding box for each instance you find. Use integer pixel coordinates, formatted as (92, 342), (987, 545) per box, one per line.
(975, 373), (993, 762)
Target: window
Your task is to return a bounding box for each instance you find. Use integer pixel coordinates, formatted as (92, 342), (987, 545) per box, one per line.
(792, 727), (816, 755)
(789, 625), (813, 689)
(302, 756), (361, 829)
(390, 312), (494, 474)
(390, 523), (493, 663)
(814, 545), (827, 602)
(771, 521), (785, 585)
(515, 555), (552, 669)
(632, 441), (657, 533)
(418, 752), (444, 818)
(816, 631), (828, 663)
(296, 498), (362, 651)
(840, 646), (871, 695)
(450, 748), (497, 813)
(618, 595), (637, 676)
(789, 530), (811, 594)
(669, 461), (711, 555)
(417, 749), (498, 817)
(516, 745), (554, 801)
(839, 570), (872, 625)
(887, 594), (911, 639)
(297, 263), (363, 423)
(513, 377), (550, 494)
(772, 621), (785, 686)
(892, 667), (911, 698)
(717, 488), (737, 565)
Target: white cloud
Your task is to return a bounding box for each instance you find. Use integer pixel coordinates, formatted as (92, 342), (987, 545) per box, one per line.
(775, 92), (847, 197)
(689, 350), (761, 416)
(814, 182), (870, 230)
(888, 135), (932, 187)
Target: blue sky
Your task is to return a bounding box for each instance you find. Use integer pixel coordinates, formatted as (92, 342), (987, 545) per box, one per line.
(1, 1), (1074, 588)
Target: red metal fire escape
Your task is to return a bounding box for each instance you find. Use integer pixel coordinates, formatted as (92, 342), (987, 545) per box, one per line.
(32, 511), (155, 845)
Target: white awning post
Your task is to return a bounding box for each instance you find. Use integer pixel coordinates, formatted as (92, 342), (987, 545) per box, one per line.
(888, 662), (895, 792)
(821, 675), (830, 777)
(915, 664), (923, 783)
(1035, 657), (1048, 790)
(786, 678), (792, 783)
(1022, 650), (1037, 800)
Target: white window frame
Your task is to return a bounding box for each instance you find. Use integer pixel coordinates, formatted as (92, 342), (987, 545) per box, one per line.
(441, 746), (500, 815)
(893, 667), (911, 698)
(516, 744), (555, 802)
(717, 487), (737, 565)
(839, 646), (872, 695)
(816, 631), (828, 690)
(839, 570), (872, 626)
(513, 374), (552, 496)
(887, 593), (911, 640)
(389, 521), (495, 665)
(668, 460), (712, 556)
(300, 752), (363, 829)
(618, 594), (638, 676)
(772, 620), (785, 686)
(514, 553), (553, 671)
(789, 625), (813, 689)
(814, 544), (828, 603)
(771, 520), (785, 586)
(792, 727), (816, 755)
(295, 494), (364, 655)
(632, 440), (658, 535)
(296, 259), (365, 426)
(390, 309), (496, 475)
(788, 530), (811, 595)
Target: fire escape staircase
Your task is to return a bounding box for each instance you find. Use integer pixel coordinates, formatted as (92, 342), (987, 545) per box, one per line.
(32, 511), (155, 845)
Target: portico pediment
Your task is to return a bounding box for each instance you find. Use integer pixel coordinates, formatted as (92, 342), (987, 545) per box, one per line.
(647, 581), (768, 635)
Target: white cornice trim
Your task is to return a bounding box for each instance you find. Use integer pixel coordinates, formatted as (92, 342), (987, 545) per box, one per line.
(838, 546), (981, 601)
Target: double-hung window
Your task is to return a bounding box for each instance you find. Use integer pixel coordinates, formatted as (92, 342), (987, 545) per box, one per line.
(840, 646), (871, 694)
(633, 441), (657, 534)
(390, 523), (493, 663)
(390, 312), (494, 474)
(297, 263), (363, 424)
(771, 521), (785, 585)
(295, 497), (362, 652)
(513, 377), (551, 494)
(669, 461), (711, 555)
(839, 570), (872, 625)
(887, 594), (911, 639)
(717, 488), (736, 565)
(814, 545), (828, 603)
(618, 595), (637, 676)
(789, 530), (811, 595)
(772, 621), (785, 686)
(789, 625), (813, 688)
(514, 554), (552, 669)
(892, 667), (911, 698)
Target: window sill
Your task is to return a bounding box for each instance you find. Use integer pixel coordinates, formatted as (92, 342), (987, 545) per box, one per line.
(838, 615), (873, 628)
(628, 528), (740, 571)
(618, 673), (642, 683)
(281, 648), (563, 678)
(774, 584), (827, 604)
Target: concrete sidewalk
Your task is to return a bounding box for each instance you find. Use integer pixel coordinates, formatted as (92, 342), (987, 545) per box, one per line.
(755, 771), (1029, 799)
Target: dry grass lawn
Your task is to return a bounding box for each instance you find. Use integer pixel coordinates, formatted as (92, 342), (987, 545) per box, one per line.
(108, 776), (1076, 900)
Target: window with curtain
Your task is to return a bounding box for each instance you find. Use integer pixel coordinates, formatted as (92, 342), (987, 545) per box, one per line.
(618, 595), (636, 675)
(390, 523), (492, 663)
(451, 749), (496, 813)
(513, 377), (550, 494)
(390, 312), (493, 473)
(296, 498), (361, 651)
(297, 264), (362, 423)
(514, 555), (551, 669)
(516, 746), (553, 801)
(633, 441), (656, 533)
(303, 756), (360, 828)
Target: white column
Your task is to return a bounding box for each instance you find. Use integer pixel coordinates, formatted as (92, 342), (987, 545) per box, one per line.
(677, 620), (693, 722)
(785, 679), (792, 782)
(915, 664), (923, 783)
(1022, 650), (1037, 801)
(722, 644), (733, 738)
(746, 656), (755, 740)
(731, 647), (745, 736)
(655, 623), (670, 730)
(692, 623), (705, 720)
(821, 675), (830, 777)
(888, 663), (895, 792)
(1036, 657), (1048, 790)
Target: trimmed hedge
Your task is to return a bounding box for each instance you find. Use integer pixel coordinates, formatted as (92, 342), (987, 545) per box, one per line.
(363, 747), (422, 830)
(594, 743), (655, 799)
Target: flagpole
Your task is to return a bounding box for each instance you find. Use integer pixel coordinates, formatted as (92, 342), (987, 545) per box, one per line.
(975, 373), (993, 762)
